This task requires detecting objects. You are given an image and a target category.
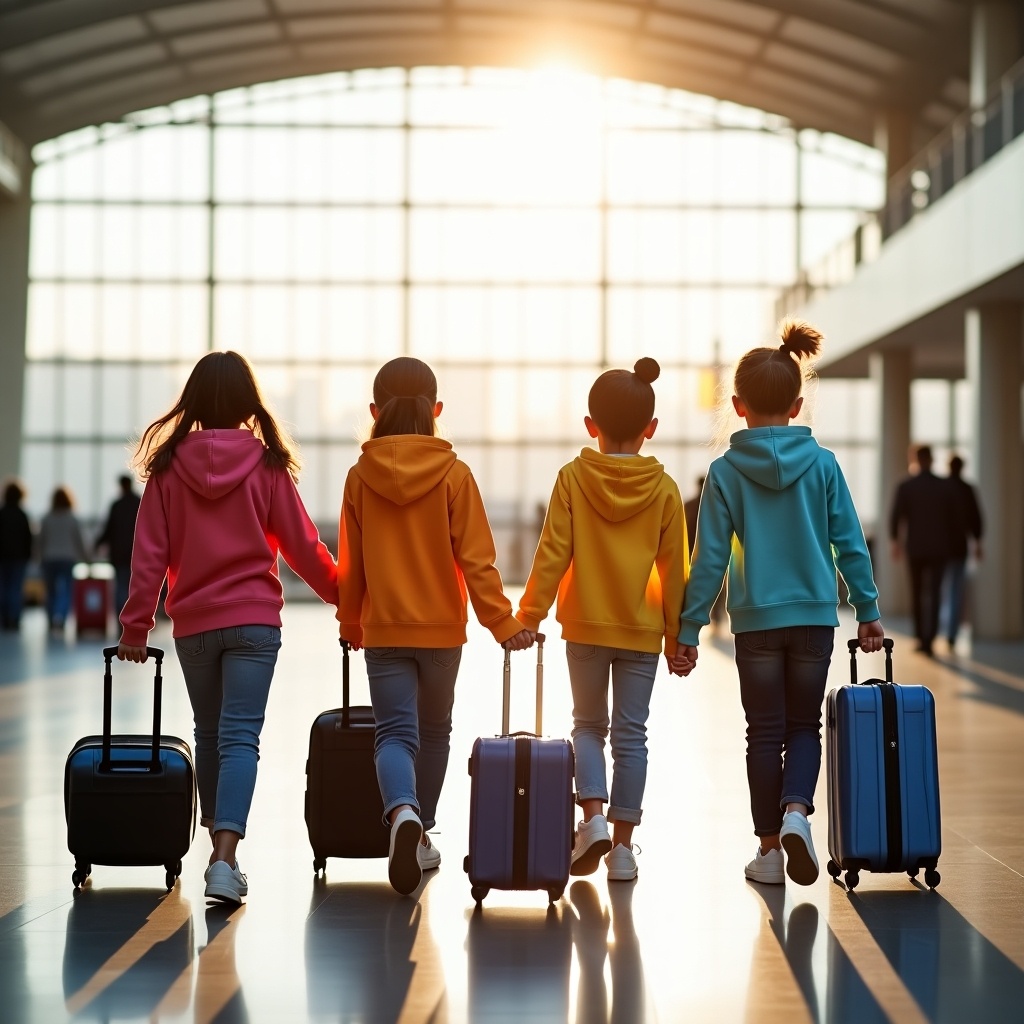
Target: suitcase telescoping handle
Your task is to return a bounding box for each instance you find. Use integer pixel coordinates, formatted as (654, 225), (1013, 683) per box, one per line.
(339, 638), (352, 727)
(847, 637), (894, 685)
(100, 646), (165, 772)
(501, 633), (546, 737)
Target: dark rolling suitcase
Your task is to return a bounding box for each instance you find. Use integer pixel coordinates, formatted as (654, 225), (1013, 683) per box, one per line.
(825, 638), (941, 891)
(305, 640), (390, 873)
(64, 647), (196, 890)
(464, 635), (575, 908)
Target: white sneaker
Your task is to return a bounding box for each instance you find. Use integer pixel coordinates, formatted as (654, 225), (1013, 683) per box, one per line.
(780, 811), (819, 885)
(570, 815), (613, 876)
(605, 843), (639, 881)
(744, 846), (785, 884)
(388, 808), (424, 895)
(204, 860), (248, 904)
(417, 834), (441, 872)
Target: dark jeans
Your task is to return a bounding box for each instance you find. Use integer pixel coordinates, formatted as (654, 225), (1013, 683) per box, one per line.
(734, 626), (835, 837)
(943, 558), (967, 644)
(909, 557), (946, 650)
(42, 559), (75, 627)
(113, 563), (131, 617)
(0, 560), (28, 629)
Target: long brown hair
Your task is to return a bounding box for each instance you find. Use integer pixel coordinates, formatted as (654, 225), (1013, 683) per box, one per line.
(732, 319), (823, 416)
(133, 351), (301, 481)
(371, 357), (438, 439)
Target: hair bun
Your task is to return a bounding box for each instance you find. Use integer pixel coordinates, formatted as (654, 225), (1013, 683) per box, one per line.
(778, 319), (823, 360)
(633, 357), (660, 385)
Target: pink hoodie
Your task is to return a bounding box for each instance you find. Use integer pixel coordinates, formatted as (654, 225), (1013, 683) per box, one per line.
(119, 429), (337, 647)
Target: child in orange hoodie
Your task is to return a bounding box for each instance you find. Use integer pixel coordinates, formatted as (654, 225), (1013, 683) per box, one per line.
(337, 356), (533, 895)
(517, 358), (688, 882)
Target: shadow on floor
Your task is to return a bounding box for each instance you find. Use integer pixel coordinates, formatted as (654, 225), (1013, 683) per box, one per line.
(62, 886), (195, 1020)
(466, 900), (573, 1023)
(747, 883), (887, 1024)
(847, 888), (1024, 1023)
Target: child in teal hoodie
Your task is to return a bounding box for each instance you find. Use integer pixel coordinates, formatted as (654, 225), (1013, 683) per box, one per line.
(675, 320), (884, 886)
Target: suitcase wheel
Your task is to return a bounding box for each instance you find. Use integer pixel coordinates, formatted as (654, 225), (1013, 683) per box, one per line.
(71, 862), (91, 889)
(313, 857), (326, 877)
(826, 860), (841, 880)
(471, 885), (489, 907)
(924, 868), (940, 889)
(547, 887), (564, 905)
(844, 870), (860, 890)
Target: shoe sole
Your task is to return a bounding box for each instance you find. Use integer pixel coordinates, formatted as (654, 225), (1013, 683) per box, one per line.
(607, 865), (638, 882)
(744, 868), (785, 885)
(205, 883), (244, 904)
(389, 818), (423, 895)
(570, 837), (612, 876)
(781, 832), (819, 885)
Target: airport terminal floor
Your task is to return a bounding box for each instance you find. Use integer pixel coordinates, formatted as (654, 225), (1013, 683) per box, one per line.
(2, 594), (1023, 1023)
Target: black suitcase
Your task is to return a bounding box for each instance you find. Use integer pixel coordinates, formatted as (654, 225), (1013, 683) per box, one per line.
(64, 646), (196, 890)
(305, 640), (390, 873)
(464, 635), (576, 908)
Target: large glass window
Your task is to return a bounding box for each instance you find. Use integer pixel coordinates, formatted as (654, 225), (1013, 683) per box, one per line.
(26, 67), (899, 576)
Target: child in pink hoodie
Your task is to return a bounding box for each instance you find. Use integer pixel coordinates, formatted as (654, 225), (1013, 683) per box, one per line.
(118, 351), (337, 904)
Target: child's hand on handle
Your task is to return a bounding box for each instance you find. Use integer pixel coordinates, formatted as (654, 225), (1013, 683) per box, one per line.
(117, 644), (148, 663)
(857, 619), (885, 653)
(502, 629), (535, 650)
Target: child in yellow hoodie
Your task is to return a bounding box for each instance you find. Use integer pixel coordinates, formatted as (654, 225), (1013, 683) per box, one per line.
(517, 358), (688, 882)
(337, 356), (533, 895)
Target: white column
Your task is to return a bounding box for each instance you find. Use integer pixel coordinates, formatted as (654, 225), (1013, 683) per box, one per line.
(970, 2), (1021, 109)
(966, 303), (1023, 640)
(871, 349), (912, 619)
(0, 144), (31, 481)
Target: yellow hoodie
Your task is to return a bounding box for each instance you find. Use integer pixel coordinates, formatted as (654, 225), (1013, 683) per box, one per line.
(337, 435), (522, 648)
(517, 448), (688, 657)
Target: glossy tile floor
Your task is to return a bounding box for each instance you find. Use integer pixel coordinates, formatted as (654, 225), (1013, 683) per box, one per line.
(2, 595), (1023, 1023)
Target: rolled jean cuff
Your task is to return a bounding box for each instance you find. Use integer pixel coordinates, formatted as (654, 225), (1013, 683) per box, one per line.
(781, 794), (816, 816)
(607, 805), (642, 825)
(575, 787), (609, 805)
(213, 818), (247, 838)
(382, 795), (420, 828)
(754, 823), (783, 838)
(200, 815), (215, 830)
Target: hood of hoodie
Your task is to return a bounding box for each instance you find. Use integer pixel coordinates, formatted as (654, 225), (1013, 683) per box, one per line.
(723, 426), (821, 491)
(356, 435), (457, 506)
(171, 429), (267, 499)
(571, 447), (666, 522)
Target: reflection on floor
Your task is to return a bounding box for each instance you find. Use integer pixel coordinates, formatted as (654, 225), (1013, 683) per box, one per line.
(1, 601), (1023, 1023)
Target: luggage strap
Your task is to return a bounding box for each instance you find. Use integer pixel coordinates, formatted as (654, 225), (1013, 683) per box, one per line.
(880, 683), (904, 870)
(512, 736), (532, 888)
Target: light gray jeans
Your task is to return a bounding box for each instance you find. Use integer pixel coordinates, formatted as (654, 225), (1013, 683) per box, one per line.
(566, 642), (658, 825)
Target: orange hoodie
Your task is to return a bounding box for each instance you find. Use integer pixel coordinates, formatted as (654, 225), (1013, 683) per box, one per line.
(518, 447), (688, 657)
(337, 435), (522, 648)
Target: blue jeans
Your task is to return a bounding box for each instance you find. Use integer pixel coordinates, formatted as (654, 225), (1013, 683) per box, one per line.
(566, 642), (658, 825)
(174, 624), (281, 837)
(734, 626), (834, 837)
(364, 646), (461, 832)
(113, 564), (131, 617)
(0, 560), (28, 628)
(43, 559), (75, 626)
(943, 558), (967, 643)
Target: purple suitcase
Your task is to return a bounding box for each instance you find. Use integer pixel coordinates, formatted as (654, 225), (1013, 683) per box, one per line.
(464, 635), (575, 907)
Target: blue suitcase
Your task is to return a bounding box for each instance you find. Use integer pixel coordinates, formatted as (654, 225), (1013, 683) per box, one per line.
(825, 638), (941, 890)
(64, 647), (196, 890)
(464, 635), (575, 907)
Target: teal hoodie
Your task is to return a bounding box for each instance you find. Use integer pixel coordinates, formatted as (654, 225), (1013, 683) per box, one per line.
(678, 426), (879, 645)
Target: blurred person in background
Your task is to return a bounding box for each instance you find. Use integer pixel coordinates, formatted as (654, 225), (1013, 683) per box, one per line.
(39, 486), (88, 632)
(943, 454), (983, 651)
(0, 479), (33, 631)
(96, 474), (142, 616)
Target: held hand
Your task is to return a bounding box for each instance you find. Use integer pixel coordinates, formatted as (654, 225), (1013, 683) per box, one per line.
(502, 629), (535, 651)
(117, 643), (147, 663)
(857, 619), (885, 653)
(670, 645), (699, 676)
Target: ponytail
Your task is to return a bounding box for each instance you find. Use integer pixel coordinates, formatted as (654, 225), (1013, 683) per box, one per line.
(732, 319), (823, 416)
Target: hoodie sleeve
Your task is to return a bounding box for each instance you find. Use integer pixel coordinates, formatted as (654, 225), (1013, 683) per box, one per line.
(828, 459), (880, 622)
(656, 489), (688, 659)
(118, 477), (170, 648)
(269, 470), (338, 606)
(678, 467), (732, 647)
(450, 470), (522, 643)
(336, 471), (365, 645)
(517, 472), (573, 633)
